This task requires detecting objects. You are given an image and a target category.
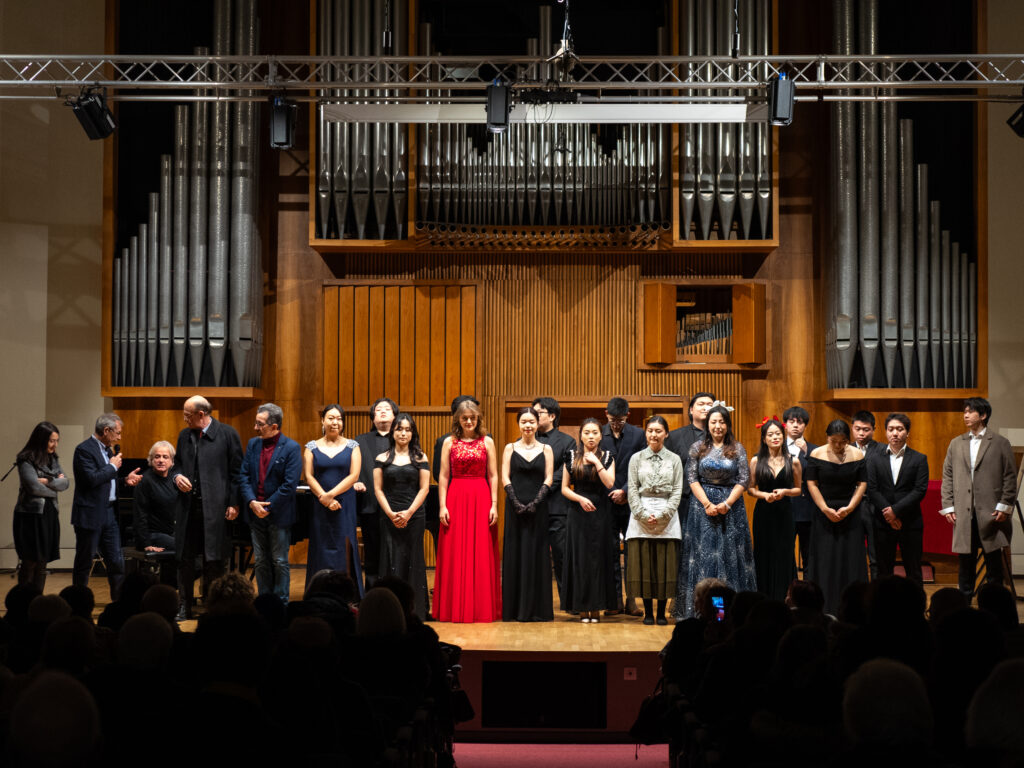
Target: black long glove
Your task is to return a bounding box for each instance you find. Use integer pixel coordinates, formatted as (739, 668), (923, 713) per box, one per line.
(523, 483), (551, 514)
(504, 484), (526, 514)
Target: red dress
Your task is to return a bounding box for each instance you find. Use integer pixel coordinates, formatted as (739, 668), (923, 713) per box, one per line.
(435, 437), (502, 622)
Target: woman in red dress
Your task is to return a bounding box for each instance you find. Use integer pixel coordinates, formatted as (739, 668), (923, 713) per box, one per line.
(435, 400), (501, 622)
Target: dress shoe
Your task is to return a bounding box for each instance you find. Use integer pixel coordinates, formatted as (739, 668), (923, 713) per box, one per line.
(656, 616), (668, 626)
(603, 609), (621, 616)
(626, 605), (644, 617)
(643, 614), (655, 625)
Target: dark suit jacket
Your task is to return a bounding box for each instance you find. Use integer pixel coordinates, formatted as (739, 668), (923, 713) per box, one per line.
(665, 424), (704, 498)
(432, 433), (447, 482)
(867, 447), (930, 530)
(173, 418), (243, 560)
(788, 439), (819, 524)
(600, 423), (646, 494)
(239, 435), (302, 529)
(71, 435), (119, 530)
(354, 430), (390, 517)
(537, 427), (576, 518)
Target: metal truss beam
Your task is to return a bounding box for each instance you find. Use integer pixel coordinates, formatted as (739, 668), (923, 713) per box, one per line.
(1, 54), (1022, 102)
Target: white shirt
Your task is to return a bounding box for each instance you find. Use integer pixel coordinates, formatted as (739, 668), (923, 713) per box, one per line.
(786, 438), (803, 458)
(91, 434), (116, 502)
(969, 428), (986, 476)
(887, 444), (906, 484)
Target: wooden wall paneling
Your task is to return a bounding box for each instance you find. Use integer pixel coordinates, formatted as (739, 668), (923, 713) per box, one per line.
(429, 286), (446, 404)
(384, 285), (401, 398)
(415, 287), (432, 404)
(398, 285), (416, 404)
(323, 286), (340, 404)
(352, 285), (370, 405)
(732, 283), (767, 364)
(461, 285), (476, 397)
(644, 282), (677, 364)
(336, 285), (355, 406)
(444, 285), (461, 402)
(368, 285), (386, 398)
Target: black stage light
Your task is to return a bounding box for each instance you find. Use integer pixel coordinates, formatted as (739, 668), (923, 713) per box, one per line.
(68, 88), (116, 140)
(486, 82), (510, 134)
(270, 96), (298, 149)
(1008, 103), (1024, 138)
(769, 72), (795, 127)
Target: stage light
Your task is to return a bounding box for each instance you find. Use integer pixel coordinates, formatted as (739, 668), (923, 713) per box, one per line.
(769, 72), (795, 127)
(270, 96), (297, 149)
(66, 88), (116, 140)
(486, 82), (510, 134)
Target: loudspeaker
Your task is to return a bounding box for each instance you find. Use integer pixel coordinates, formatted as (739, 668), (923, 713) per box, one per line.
(71, 92), (116, 140)
(769, 74), (795, 127)
(486, 83), (510, 134)
(270, 97), (298, 149)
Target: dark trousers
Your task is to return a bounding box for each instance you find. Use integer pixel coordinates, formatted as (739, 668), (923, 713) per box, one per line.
(549, 513), (566, 609)
(861, 503), (877, 579)
(875, 523), (923, 585)
(610, 507), (630, 609)
(177, 500), (225, 610)
(957, 513), (1005, 599)
(360, 511), (381, 589)
(73, 503), (125, 600)
(795, 520), (811, 574)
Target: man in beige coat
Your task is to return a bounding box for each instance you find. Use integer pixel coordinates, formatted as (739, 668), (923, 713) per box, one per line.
(940, 397), (1018, 600)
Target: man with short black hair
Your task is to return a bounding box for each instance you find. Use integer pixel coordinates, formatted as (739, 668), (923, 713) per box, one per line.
(867, 413), (929, 585)
(852, 410), (883, 579)
(240, 403), (302, 602)
(783, 405), (817, 575)
(354, 397), (400, 589)
(71, 413), (142, 599)
(665, 392), (716, 501)
(533, 396), (575, 610)
(940, 397), (1017, 599)
(600, 396), (646, 615)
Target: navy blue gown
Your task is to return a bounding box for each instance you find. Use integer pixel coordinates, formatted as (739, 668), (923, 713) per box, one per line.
(306, 440), (364, 595)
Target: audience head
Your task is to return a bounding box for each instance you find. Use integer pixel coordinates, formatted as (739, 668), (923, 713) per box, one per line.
(786, 579), (825, 613)
(8, 671), (101, 768)
(28, 594), (72, 624)
(254, 593), (288, 634)
(837, 581), (870, 624)
(375, 576), (418, 621)
(5, 583), (41, 626)
(963, 396), (992, 426)
(118, 611), (173, 671)
(866, 575), (927, 627)
(205, 572), (256, 616)
(304, 569), (359, 604)
(357, 587), (407, 636)
(41, 616), (96, 676)
(452, 399), (486, 439)
(966, 659), (1024, 761)
(140, 584), (180, 626)
(977, 582), (1020, 632)
(58, 585), (95, 622)
(118, 570), (158, 612)
(927, 587), (969, 627)
(17, 420), (61, 466)
(843, 659), (933, 750)
(693, 578), (733, 620)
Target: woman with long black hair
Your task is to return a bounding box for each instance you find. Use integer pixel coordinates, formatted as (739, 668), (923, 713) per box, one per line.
(373, 413), (431, 619)
(14, 421), (68, 590)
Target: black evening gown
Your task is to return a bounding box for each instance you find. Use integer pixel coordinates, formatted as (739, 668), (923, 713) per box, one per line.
(377, 458), (431, 619)
(752, 464), (796, 602)
(805, 457), (868, 615)
(501, 451), (553, 621)
(562, 448), (617, 613)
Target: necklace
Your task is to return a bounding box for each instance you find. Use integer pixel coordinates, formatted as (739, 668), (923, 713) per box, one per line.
(828, 447), (847, 463)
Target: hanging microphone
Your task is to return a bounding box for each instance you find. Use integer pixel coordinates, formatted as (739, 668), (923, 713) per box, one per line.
(114, 444), (121, 455)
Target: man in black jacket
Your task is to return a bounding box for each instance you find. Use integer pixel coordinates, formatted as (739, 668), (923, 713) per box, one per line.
(533, 396), (575, 611)
(353, 397), (398, 590)
(866, 413), (930, 585)
(852, 410), (884, 579)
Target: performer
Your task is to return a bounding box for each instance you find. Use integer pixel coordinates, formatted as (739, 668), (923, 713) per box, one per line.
(240, 403), (302, 603)
(677, 404), (755, 619)
(867, 413), (929, 585)
(304, 404), (363, 594)
(805, 420), (868, 615)
(783, 406), (818, 575)
(432, 395), (478, 558)
(435, 400), (501, 622)
(354, 397), (398, 589)
(373, 413), (431, 619)
(172, 396), (242, 618)
(501, 407), (554, 622)
(72, 413), (142, 600)
(665, 392), (716, 513)
(600, 396), (646, 616)
(852, 410), (884, 579)
(625, 415), (684, 625)
(940, 397), (1017, 600)
(132, 440), (179, 585)
(14, 421), (68, 591)
(561, 418), (617, 622)
(532, 396), (575, 611)
(748, 418), (802, 602)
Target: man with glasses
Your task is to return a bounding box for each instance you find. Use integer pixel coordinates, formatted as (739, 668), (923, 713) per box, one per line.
(71, 412), (142, 599)
(172, 396), (243, 619)
(600, 397), (646, 616)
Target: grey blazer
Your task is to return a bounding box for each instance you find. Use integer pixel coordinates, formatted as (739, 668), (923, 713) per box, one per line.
(940, 430), (1017, 554)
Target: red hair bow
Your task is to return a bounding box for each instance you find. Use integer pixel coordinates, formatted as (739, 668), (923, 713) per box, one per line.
(755, 415), (780, 429)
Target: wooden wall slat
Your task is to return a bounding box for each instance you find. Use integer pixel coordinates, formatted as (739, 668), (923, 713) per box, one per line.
(398, 285), (416, 405)
(352, 285), (370, 405)
(337, 285), (354, 406)
(460, 285), (475, 396)
(414, 287), (431, 404)
(444, 284), (461, 403)
(383, 285), (401, 398)
(323, 286), (339, 405)
(367, 285), (386, 400)
(429, 285), (446, 404)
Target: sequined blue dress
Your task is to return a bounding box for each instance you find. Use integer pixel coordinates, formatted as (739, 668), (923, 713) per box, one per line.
(676, 442), (757, 618)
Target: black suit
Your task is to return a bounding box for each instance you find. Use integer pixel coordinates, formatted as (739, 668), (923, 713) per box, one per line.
(71, 435), (125, 598)
(867, 446), (929, 585)
(788, 438), (818, 574)
(173, 419), (242, 609)
(601, 422), (646, 608)
(856, 439), (885, 579)
(666, 424), (705, 509)
(354, 430), (391, 586)
(537, 426), (576, 609)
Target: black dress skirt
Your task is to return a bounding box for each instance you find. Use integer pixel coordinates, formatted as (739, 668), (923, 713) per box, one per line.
(502, 450), (553, 621)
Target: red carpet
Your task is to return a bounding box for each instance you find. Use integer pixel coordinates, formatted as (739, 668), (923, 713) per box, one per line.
(452, 743), (669, 767)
